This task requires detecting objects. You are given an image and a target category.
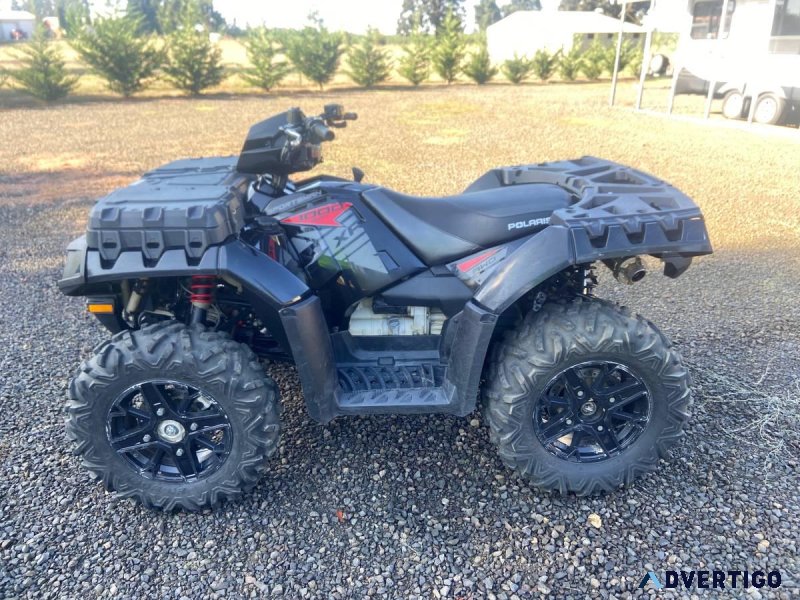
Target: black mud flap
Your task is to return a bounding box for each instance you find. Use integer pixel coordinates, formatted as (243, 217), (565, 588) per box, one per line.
(279, 296), (339, 423)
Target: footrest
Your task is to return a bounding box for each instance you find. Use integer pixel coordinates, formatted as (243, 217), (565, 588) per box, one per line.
(336, 386), (452, 415)
(337, 363), (444, 392)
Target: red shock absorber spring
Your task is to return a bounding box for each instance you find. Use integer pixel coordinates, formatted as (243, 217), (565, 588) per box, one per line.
(189, 275), (216, 307)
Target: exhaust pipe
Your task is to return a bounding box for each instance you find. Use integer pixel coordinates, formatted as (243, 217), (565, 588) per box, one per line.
(607, 257), (646, 285)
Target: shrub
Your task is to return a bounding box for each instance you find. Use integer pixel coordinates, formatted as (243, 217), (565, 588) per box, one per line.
(628, 46), (644, 77)
(347, 27), (392, 88)
(558, 44), (583, 81)
(241, 27), (291, 92)
(531, 48), (559, 82)
(398, 28), (430, 86)
(602, 39), (639, 75)
(285, 24), (343, 90)
(501, 53), (532, 84)
(71, 16), (163, 97)
(463, 38), (497, 84)
(7, 29), (78, 102)
(581, 40), (605, 80)
(431, 10), (466, 84)
(164, 26), (225, 95)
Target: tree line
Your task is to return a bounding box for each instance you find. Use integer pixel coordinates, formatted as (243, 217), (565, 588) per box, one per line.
(0, 9), (643, 102)
(12, 0), (650, 37)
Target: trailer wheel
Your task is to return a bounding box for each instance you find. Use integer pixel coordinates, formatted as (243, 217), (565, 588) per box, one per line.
(753, 93), (786, 125)
(721, 90), (746, 120)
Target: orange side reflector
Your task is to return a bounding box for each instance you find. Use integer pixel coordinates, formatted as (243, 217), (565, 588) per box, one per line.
(87, 303), (114, 314)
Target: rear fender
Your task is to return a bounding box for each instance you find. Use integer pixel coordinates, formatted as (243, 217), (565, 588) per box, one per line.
(447, 156), (714, 412)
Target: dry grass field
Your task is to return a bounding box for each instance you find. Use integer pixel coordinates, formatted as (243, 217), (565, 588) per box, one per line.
(2, 82), (800, 598)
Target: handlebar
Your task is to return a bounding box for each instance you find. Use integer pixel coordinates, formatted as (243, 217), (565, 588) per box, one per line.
(270, 104), (358, 174)
(309, 121), (335, 143)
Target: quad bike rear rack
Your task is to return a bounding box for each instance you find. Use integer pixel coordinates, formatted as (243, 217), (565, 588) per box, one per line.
(466, 156), (712, 274)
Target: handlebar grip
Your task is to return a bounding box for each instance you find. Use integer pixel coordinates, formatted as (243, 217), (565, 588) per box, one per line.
(344, 112), (358, 120)
(311, 121), (335, 142)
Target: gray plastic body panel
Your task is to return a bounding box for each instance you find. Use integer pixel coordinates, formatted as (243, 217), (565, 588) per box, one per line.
(86, 156), (253, 263)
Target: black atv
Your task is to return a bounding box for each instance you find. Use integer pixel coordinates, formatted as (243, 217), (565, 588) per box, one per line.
(59, 104), (712, 510)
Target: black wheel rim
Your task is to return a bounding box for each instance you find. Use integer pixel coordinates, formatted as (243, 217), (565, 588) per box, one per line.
(106, 380), (233, 482)
(533, 361), (651, 463)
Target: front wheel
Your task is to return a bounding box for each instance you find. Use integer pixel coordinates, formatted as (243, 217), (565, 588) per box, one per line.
(483, 300), (691, 496)
(66, 322), (280, 511)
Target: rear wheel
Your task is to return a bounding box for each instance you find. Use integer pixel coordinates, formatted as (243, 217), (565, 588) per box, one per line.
(483, 300), (690, 495)
(753, 92), (786, 125)
(66, 321), (280, 511)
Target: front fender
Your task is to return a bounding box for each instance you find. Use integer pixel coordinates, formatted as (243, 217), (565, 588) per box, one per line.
(59, 237), (341, 421)
(59, 237), (309, 310)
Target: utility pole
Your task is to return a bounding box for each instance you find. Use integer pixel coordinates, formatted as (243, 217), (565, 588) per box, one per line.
(609, 0), (628, 106)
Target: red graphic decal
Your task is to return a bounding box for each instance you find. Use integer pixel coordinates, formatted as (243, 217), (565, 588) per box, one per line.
(281, 202), (353, 227)
(457, 248), (500, 273)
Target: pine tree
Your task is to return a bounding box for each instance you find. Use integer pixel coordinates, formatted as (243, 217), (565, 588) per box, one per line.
(581, 39), (605, 80)
(398, 28), (430, 86)
(285, 22), (343, 90)
(602, 39), (638, 75)
(431, 9), (465, 84)
(71, 15), (164, 97)
(463, 37), (497, 84)
(8, 28), (78, 102)
(558, 44), (583, 81)
(501, 53), (532, 84)
(347, 27), (392, 88)
(164, 25), (225, 95)
(531, 48), (559, 81)
(241, 27), (291, 92)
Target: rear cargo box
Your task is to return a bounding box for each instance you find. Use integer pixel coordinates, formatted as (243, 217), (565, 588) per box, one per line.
(86, 156), (252, 264)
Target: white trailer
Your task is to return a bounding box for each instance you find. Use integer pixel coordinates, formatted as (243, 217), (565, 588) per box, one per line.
(0, 10), (35, 41)
(672, 0), (800, 125)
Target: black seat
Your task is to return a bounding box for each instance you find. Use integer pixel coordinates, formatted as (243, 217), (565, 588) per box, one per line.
(362, 183), (573, 265)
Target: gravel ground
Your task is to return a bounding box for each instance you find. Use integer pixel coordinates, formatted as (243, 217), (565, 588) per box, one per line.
(1, 85), (799, 599)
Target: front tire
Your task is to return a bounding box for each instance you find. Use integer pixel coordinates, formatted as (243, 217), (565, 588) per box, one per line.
(483, 300), (690, 496)
(66, 321), (280, 511)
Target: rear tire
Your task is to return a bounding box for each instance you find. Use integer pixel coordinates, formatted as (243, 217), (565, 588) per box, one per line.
(753, 92), (786, 125)
(483, 300), (690, 496)
(66, 321), (280, 511)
